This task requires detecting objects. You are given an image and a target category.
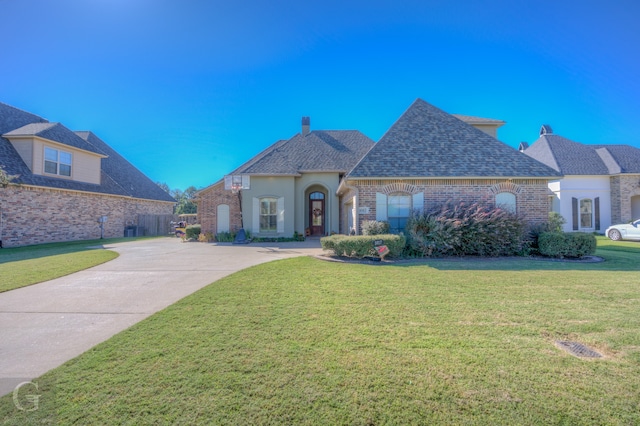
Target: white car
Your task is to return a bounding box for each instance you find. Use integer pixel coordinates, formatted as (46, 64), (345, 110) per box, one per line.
(606, 219), (640, 241)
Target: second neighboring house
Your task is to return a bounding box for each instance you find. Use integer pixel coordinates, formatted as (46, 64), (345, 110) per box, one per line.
(0, 101), (175, 247)
(198, 98), (562, 238)
(522, 125), (640, 232)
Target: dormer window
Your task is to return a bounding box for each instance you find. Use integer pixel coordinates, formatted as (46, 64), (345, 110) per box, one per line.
(44, 147), (72, 177)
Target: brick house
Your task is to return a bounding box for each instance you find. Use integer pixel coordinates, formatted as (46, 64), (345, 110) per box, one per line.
(521, 125), (640, 233)
(340, 99), (561, 235)
(198, 98), (562, 238)
(0, 101), (175, 247)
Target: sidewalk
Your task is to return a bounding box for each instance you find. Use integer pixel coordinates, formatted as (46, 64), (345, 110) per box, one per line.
(0, 237), (323, 396)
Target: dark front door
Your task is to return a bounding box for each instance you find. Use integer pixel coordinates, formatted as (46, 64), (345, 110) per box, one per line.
(309, 192), (325, 236)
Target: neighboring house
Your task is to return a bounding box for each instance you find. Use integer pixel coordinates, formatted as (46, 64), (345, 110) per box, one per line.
(0, 101), (175, 247)
(198, 98), (561, 237)
(521, 125), (640, 233)
(197, 119), (375, 237)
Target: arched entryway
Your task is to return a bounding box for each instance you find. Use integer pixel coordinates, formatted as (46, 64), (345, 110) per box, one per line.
(309, 191), (325, 236)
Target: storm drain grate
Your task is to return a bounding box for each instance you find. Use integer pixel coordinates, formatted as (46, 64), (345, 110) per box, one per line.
(555, 341), (602, 358)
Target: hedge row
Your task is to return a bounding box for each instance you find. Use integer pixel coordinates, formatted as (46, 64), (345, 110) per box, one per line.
(321, 234), (406, 259)
(538, 232), (596, 258)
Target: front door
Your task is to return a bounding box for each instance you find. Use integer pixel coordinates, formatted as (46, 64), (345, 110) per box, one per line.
(309, 192), (325, 236)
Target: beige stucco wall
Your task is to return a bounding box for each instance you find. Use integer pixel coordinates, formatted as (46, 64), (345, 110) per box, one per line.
(0, 185), (173, 247)
(294, 172), (341, 235)
(242, 176), (296, 236)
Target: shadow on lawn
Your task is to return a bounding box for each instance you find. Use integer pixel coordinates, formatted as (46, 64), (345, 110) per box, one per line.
(0, 237), (135, 264)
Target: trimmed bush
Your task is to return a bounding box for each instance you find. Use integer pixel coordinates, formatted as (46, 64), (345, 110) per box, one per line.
(361, 220), (390, 236)
(405, 201), (528, 257)
(538, 232), (597, 258)
(321, 234), (406, 259)
(185, 224), (201, 240)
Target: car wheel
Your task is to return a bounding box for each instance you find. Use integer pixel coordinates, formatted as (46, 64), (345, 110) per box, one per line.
(608, 229), (622, 241)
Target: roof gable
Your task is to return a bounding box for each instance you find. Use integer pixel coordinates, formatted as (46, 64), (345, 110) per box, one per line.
(5, 122), (106, 155)
(524, 134), (640, 175)
(233, 130), (375, 175)
(348, 99), (560, 179)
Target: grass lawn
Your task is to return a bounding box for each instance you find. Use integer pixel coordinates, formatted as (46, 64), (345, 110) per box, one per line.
(0, 238), (130, 292)
(2, 238), (640, 424)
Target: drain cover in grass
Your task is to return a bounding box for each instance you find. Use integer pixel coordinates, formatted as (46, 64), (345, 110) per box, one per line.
(555, 341), (602, 358)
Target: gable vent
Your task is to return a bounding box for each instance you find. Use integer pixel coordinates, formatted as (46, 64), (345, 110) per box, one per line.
(540, 125), (553, 136)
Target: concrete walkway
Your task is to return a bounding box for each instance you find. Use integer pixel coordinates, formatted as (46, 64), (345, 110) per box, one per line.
(0, 237), (323, 396)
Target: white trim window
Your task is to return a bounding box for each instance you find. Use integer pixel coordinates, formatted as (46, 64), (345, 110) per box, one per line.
(580, 198), (593, 229)
(259, 197), (278, 232)
(388, 193), (412, 233)
(44, 147), (72, 177)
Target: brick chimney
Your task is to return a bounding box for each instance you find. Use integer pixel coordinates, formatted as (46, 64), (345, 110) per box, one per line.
(301, 116), (310, 136)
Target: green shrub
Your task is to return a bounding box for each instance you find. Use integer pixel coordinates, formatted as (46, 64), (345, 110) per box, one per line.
(321, 234), (406, 259)
(538, 232), (597, 258)
(405, 201), (528, 257)
(527, 212), (568, 253)
(215, 231), (235, 242)
(361, 220), (390, 236)
(185, 224), (201, 240)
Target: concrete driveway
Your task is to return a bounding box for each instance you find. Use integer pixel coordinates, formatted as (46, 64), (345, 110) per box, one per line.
(0, 237), (323, 396)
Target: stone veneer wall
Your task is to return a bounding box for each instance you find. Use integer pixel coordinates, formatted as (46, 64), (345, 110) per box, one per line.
(345, 178), (551, 234)
(610, 175), (640, 224)
(0, 185), (174, 248)
(196, 181), (242, 236)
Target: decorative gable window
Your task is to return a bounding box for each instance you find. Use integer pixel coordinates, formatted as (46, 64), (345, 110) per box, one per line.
(44, 147), (72, 177)
(496, 192), (516, 213)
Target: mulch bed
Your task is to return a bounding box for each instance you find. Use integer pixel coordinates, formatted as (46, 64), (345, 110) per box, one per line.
(314, 253), (604, 265)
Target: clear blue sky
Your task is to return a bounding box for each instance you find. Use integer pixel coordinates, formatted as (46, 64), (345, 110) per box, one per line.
(2, 0), (639, 190)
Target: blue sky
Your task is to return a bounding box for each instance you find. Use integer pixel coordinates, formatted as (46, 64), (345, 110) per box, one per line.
(2, 0), (639, 190)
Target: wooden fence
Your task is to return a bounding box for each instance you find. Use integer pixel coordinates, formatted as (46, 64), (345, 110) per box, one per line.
(137, 214), (178, 236)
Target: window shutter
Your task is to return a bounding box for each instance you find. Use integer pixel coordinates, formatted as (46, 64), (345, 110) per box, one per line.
(242, 175), (250, 189)
(376, 193), (388, 221)
(412, 192), (424, 215)
(594, 197), (600, 231)
(252, 197), (260, 232)
(572, 197), (579, 231)
(277, 197), (285, 233)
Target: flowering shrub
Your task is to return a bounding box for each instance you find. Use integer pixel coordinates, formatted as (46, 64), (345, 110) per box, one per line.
(405, 201), (528, 257)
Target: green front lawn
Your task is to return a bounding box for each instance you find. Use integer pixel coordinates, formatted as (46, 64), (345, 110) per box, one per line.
(0, 239), (129, 292)
(2, 239), (640, 424)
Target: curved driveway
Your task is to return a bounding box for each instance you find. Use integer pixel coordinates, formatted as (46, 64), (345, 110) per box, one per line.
(0, 238), (323, 396)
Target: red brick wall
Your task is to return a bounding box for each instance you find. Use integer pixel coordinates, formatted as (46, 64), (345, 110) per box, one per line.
(196, 181), (242, 235)
(344, 178), (551, 234)
(0, 185), (174, 247)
